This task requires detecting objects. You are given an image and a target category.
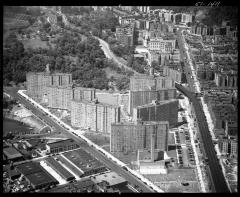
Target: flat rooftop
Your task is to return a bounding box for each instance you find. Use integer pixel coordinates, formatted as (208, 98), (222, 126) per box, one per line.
(112, 121), (169, 126)
(46, 138), (78, 149)
(91, 171), (127, 186)
(16, 161), (44, 176)
(3, 147), (23, 160)
(25, 171), (58, 187)
(72, 98), (120, 108)
(136, 99), (178, 109)
(63, 149), (105, 173)
(44, 157), (75, 181)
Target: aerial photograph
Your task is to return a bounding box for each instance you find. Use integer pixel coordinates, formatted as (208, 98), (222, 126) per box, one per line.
(3, 6), (238, 193)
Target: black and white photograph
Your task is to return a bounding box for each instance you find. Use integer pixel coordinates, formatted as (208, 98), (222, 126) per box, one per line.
(3, 5), (238, 193)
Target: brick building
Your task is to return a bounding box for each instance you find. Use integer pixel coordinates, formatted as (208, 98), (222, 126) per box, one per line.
(47, 85), (73, 110)
(46, 138), (79, 154)
(116, 24), (135, 46)
(133, 99), (178, 126)
(162, 66), (182, 83)
(26, 71), (72, 100)
(71, 99), (120, 134)
(110, 121), (169, 153)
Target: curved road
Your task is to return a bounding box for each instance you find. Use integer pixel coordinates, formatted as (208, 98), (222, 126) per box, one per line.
(93, 36), (141, 75)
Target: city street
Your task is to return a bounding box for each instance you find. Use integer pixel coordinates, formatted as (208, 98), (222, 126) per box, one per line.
(175, 83), (229, 192)
(4, 87), (155, 193)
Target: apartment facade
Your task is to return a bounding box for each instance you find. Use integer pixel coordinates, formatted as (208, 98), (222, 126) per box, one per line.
(111, 121), (169, 153)
(26, 72), (72, 100)
(133, 99), (179, 126)
(71, 100), (120, 134)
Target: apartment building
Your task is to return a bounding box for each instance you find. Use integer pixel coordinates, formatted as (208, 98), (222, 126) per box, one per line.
(129, 75), (176, 114)
(148, 38), (176, 53)
(26, 71), (72, 100)
(130, 75), (175, 91)
(218, 138), (238, 156)
(111, 121), (169, 153)
(162, 66), (182, 83)
(72, 87), (96, 101)
(133, 99), (178, 126)
(71, 99), (120, 134)
(116, 24), (135, 46)
(214, 72), (238, 89)
(47, 85), (73, 110)
(129, 88), (177, 115)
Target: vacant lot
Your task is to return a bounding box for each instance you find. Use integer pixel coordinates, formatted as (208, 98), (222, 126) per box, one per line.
(83, 132), (110, 147)
(144, 168), (200, 192)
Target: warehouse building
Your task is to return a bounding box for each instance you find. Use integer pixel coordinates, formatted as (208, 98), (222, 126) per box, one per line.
(44, 157), (75, 181)
(3, 147), (24, 162)
(71, 99), (120, 134)
(111, 121), (169, 154)
(46, 139), (79, 154)
(63, 149), (107, 177)
(133, 99), (178, 126)
(91, 171), (127, 189)
(16, 161), (58, 189)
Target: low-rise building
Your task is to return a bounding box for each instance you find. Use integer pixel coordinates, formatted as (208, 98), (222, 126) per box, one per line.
(46, 139), (79, 154)
(3, 147), (24, 162)
(91, 171), (127, 189)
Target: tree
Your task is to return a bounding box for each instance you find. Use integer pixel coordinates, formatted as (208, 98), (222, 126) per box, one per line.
(151, 60), (159, 70)
(115, 76), (130, 91)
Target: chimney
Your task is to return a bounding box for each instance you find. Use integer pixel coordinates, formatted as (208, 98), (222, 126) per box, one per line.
(151, 131), (156, 162)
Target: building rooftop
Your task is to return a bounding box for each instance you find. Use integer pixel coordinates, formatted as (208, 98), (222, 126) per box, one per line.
(46, 138), (78, 149)
(112, 121), (169, 126)
(3, 147), (23, 160)
(16, 161), (44, 176)
(63, 149), (105, 174)
(25, 171), (58, 187)
(45, 157), (75, 181)
(136, 99), (178, 109)
(3, 164), (21, 179)
(72, 98), (120, 108)
(91, 171), (127, 186)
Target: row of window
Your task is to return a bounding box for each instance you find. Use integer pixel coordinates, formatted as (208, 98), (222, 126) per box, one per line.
(50, 145), (77, 153)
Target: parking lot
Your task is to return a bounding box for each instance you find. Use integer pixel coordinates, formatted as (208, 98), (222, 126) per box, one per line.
(174, 123), (196, 167)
